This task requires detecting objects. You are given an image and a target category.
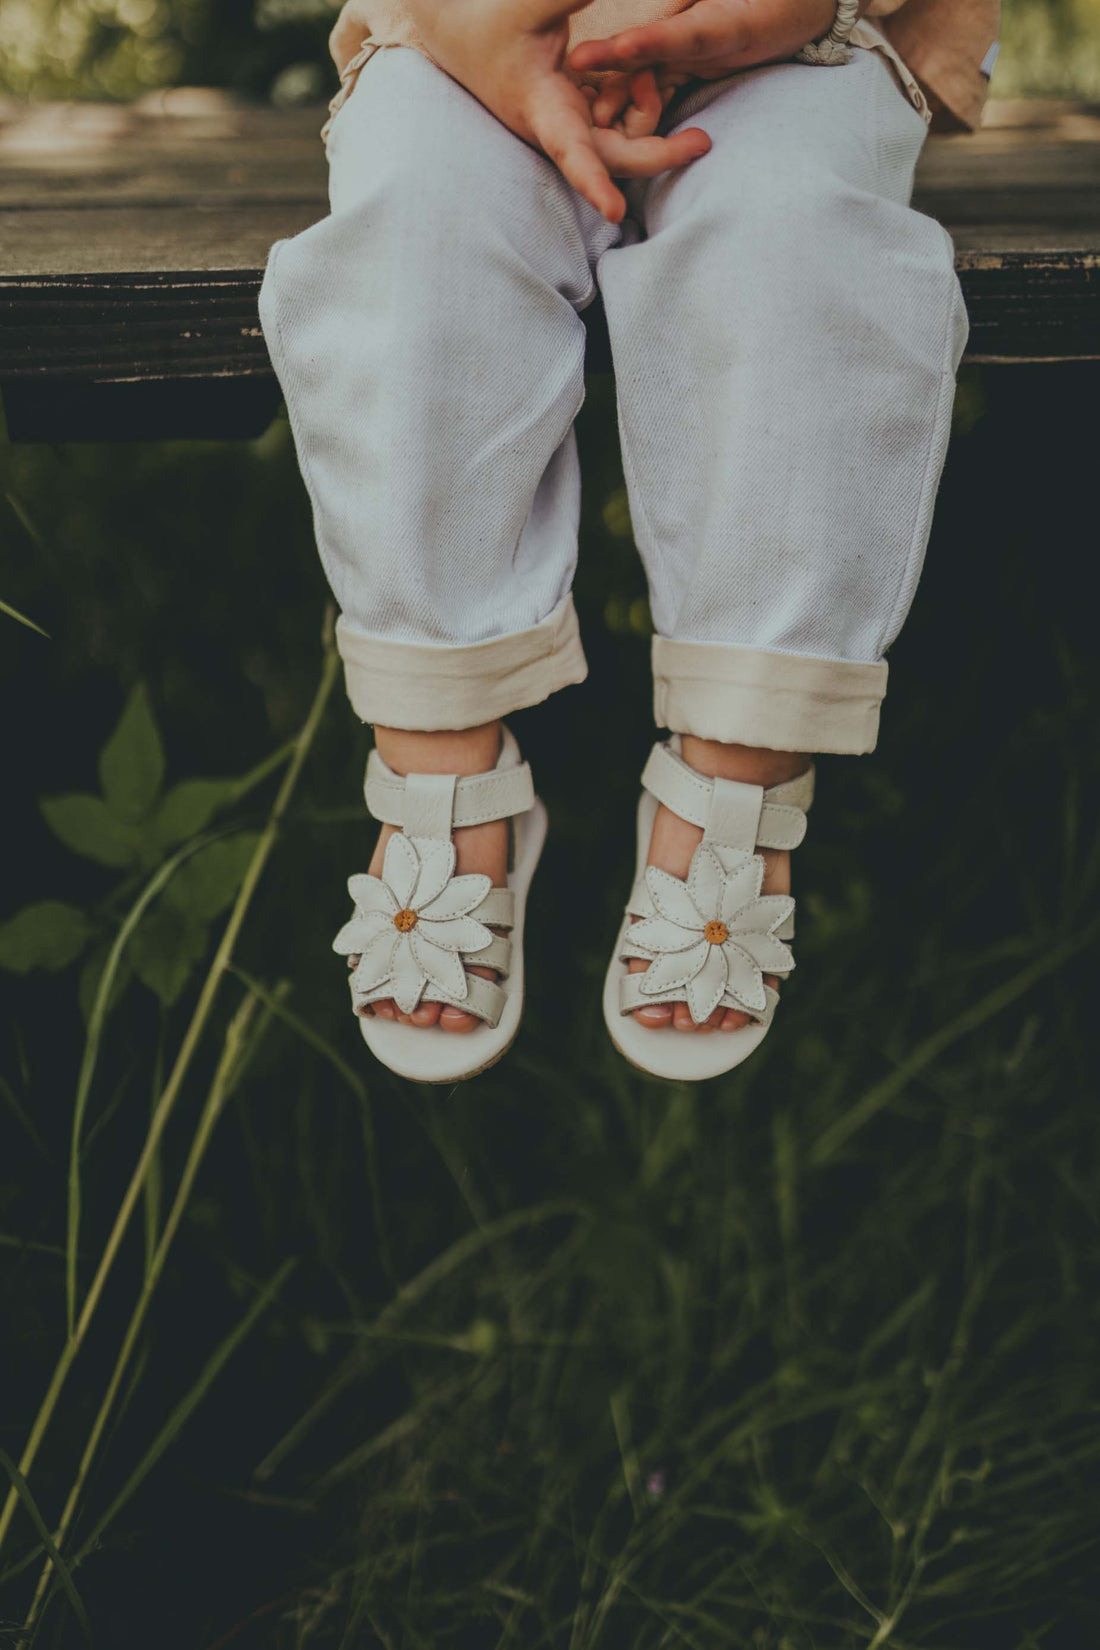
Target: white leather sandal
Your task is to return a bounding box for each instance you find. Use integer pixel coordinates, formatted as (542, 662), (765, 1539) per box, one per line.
(603, 737), (815, 1082)
(333, 726), (546, 1085)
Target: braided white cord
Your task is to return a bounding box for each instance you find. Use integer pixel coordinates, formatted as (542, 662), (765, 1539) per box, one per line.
(794, 0), (861, 65)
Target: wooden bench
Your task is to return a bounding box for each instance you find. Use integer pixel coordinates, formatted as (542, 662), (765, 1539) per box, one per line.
(1, 91), (1097, 442)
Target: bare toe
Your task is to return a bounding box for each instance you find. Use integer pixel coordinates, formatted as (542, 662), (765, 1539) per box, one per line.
(438, 1005), (481, 1034)
(672, 1002), (697, 1033)
(366, 998), (397, 1021)
(634, 1003), (673, 1027)
(410, 1001), (443, 1027)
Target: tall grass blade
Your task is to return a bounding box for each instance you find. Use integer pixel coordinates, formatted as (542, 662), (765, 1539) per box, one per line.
(66, 827), (246, 1335)
(0, 597), (50, 638)
(0, 1450), (90, 1641)
(24, 988), (268, 1626)
(810, 920), (1099, 1166)
(71, 1259), (296, 1571)
(0, 632), (339, 1561)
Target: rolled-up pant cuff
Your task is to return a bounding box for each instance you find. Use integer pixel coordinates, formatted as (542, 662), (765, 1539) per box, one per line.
(336, 595), (588, 729)
(652, 636), (888, 755)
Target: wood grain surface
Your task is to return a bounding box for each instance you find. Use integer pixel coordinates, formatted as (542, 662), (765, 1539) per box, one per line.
(0, 92), (1097, 437)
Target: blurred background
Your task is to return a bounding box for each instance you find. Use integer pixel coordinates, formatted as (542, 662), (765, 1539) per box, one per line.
(2, 4), (1100, 1648)
(0, 0), (1098, 100)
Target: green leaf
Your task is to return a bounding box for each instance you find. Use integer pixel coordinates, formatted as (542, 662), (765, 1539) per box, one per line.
(165, 833), (261, 922)
(130, 902), (210, 1007)
(150, 778), (239, 849)
(98, 683), (165, 823)
(0, 901), (92, 974)
(40, 794), (139, 867)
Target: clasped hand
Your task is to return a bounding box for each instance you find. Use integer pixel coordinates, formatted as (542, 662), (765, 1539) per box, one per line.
(348, 1), (837, 223)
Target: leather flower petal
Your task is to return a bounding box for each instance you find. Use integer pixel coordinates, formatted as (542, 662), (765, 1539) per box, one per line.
(410, 929), (468, 1001)
(687, 843), (724, 921)
(382, 832), (420, 911)
(685, 943), (728, 1023)
(347, 873), (397, 916)
(409, 837), (456, 911)
(638, 939), (710, 997)
(418, 872), (493, 922)
(350, 927), (399, 994)
(389, 939), (428, 1016)
(629, 916), (701, 955)
(733, 929), (794, 975)
(332, 908), (391, 957)
(721, 942), (768, 1014)
(645, 866), (705, 929)
(418, 915), (493, 954)
(729, 893), (795, 935)
(719, 859), (765, 928)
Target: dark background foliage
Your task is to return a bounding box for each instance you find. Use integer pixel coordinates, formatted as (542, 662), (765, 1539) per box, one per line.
(2, 3), (1099, 1647)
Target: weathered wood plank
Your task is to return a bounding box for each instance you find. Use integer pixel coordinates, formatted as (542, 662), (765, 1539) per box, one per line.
(0, 95), (1097, 437)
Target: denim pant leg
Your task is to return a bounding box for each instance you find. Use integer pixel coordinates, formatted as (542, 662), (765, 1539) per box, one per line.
(259, 45), (619, 729)
(597, 45), (969, 754)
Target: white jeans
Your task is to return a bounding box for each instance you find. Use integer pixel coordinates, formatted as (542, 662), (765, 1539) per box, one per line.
(260, 41), (968, 755)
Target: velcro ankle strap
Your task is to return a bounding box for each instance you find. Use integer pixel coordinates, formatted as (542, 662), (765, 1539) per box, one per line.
(640, 742), (813, 853)
(366, 753), (534, 834)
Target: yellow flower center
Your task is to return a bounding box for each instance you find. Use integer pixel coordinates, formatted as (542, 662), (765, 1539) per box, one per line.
(703, 920), (729, 946)
(393, 908), (418, 932)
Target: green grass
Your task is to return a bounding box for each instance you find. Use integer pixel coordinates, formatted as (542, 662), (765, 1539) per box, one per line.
(1, 366), (1098, 1647)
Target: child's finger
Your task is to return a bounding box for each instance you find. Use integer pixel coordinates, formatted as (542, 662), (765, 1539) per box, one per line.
(625, 67), (662, 132)
(592, 124), (711, 180)
(592, 77), (633, 129)
(527, 85), (627, 221)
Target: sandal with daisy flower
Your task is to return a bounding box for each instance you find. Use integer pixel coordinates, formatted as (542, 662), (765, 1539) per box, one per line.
(333, 726), (546, 1084)
(602, 736), (815, 1082)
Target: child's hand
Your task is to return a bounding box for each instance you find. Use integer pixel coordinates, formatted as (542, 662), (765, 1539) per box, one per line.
(568, 0), (839, 83)
(584, 66), (693, 137)
(394, 0), (711, 223)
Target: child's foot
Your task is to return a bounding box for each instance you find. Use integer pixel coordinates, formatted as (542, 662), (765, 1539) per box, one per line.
(629, 739), (809, 1034)
(349, 722), (509, 1035)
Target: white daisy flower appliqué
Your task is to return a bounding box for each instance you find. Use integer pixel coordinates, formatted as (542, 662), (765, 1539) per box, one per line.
(333, 834), (494, 1016)
(631, 845), (795, 1024)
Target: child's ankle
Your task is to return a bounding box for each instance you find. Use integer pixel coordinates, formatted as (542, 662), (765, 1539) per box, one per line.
(679, 736), (808, 789)
(374, 720), (503, 778)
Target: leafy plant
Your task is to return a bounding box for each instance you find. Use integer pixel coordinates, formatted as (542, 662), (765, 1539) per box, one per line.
(0, 683), (282, 1009)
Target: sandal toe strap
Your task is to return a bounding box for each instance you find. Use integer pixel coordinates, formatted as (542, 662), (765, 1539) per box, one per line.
(474, 887), (515, 929)
(471, 933), (511, 975)
(352, 969), (506, 1030)
(619, 973), (780, 1028)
